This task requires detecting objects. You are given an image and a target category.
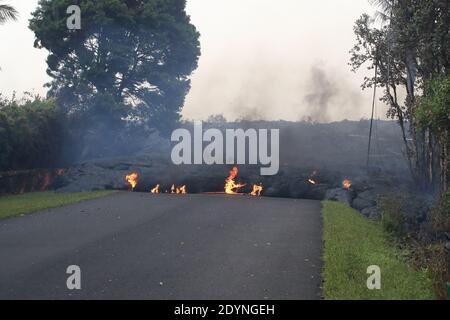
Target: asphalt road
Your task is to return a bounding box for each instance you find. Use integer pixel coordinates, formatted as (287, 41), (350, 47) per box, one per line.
(0, 192), (322, 299)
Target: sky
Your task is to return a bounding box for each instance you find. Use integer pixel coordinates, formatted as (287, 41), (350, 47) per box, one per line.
(0, 0), (381, 122)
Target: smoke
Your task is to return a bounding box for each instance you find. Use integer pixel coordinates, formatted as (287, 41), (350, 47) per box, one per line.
(183, 58), (369, 123)
(181, 0), (380, 122)
(302, 66), (338, 122)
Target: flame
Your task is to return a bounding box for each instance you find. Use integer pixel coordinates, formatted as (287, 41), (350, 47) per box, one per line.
(307, 170), (318, 185)
(224, 166), (246, 194)
(150, 184), (160, 194)
(176, 185), (187, 194)
(250, 184), (263, 196)
(121, 167), (266, 197)
(342, 179), (352, 189)
(55, 168), (66, 175)
(125, 172), (138, 190)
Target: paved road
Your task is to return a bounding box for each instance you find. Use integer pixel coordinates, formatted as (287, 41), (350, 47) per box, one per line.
(0, 192), (322, 299)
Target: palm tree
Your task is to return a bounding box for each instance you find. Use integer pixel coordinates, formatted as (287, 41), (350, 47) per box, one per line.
(369, 0), (396, 24)
(0, 2), (18, 24)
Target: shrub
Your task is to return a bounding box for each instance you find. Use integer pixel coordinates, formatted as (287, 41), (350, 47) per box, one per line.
(409, 241), (449, 300)
(431, 190), (450, 231)
(0, 94), (66, 171)
(379, 195), (406, 237)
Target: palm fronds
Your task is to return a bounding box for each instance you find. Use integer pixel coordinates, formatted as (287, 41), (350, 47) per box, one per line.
(369, 0), (395, 23)
(369, 0), (395, 13)
(0, 3), (18, 24)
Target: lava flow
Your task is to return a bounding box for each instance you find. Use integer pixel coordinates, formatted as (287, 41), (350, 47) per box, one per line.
(126, 166), (261, 196)
(224, 166), (246, 194)
(125, 172), (138, 190)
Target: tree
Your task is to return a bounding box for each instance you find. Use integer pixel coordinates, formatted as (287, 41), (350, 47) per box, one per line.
(416, 75), (450, 193)
(0, 2), (18, 24)
(350, 0), (450, 192)
(29, 0), (200, 135)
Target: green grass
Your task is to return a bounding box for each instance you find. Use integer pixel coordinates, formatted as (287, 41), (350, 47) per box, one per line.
(0, 190), (116, 220)
(322, 200), (435, 300)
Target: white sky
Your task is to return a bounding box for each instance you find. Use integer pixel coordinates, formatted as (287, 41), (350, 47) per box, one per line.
(0, 0), (381, 121)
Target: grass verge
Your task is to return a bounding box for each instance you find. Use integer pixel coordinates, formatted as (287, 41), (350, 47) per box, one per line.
(0, 190), (116, 220)
(322, 200), (435, 300)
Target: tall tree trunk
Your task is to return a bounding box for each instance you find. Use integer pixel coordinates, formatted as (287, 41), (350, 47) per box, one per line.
(442, 130), (450, 193)
(405, 49), (432, 190)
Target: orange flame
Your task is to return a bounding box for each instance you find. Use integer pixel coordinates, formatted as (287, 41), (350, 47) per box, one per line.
(342, 179), (352, 189)
(176, 185), (187, 194)
(250, 184), (263, 196)
(125, 172), (138, 190)
(307, 170), (318, 185)
(224, 166), (246, 194)
(150, 184), (160, 194)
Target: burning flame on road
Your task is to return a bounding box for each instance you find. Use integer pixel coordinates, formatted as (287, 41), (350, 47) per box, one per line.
(176, 185), (187, 194)
(125, 172), (138, 190)
(126, 166), (261, 196)
(342, 179), (352, 189)
(149, 183), (186, 194)
(307, 170), (318, 185)
(224, 166), (246, 194)
(150, 184), (160, 194)
(250, 184), (263, 196)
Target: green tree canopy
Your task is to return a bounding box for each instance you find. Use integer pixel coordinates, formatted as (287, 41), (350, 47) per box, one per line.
(416, 75), (450, 137)
(29, 0), (200, 134)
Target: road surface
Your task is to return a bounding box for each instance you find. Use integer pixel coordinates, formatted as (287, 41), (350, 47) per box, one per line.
(0, 192), (322, 299)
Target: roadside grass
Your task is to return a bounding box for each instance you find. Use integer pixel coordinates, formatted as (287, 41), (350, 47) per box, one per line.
(0, 190), (116, 220)
(322, 200), (435, 300)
